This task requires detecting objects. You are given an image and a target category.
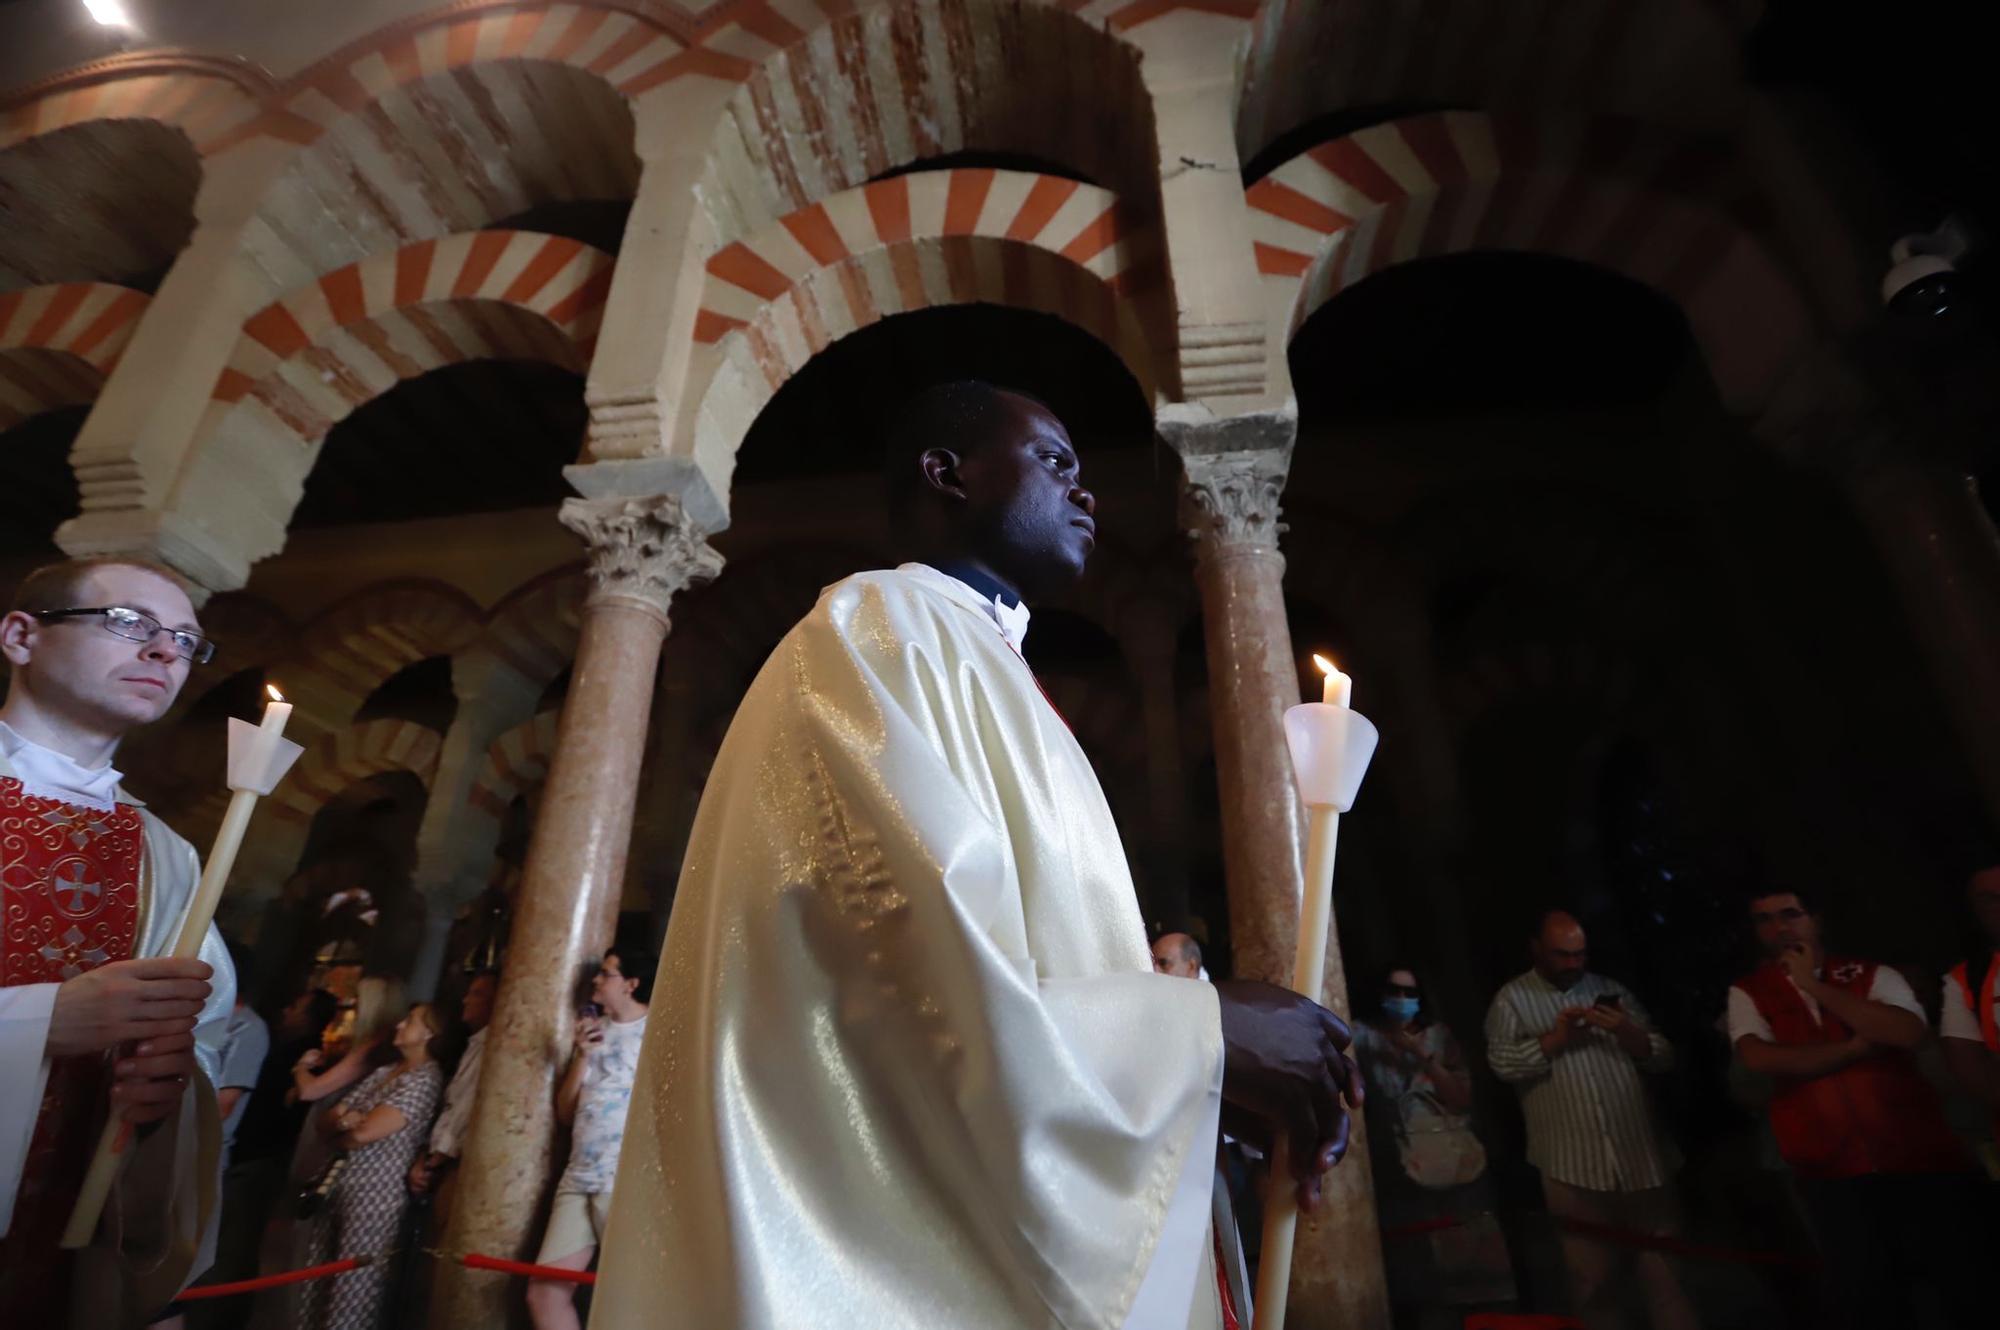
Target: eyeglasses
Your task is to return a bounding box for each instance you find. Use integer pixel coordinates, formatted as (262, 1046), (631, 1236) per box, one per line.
(1384, 983), (1420, 997)
(32, 606), (217, 664)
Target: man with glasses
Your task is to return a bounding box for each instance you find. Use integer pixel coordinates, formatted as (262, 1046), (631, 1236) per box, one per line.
(0, 558), (234, 1325)
(1728, 886), (1981, 1328)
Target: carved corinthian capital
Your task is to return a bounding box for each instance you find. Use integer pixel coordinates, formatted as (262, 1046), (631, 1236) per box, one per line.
(559, 493), (724, 624)
(1179, 451), (1290, 556)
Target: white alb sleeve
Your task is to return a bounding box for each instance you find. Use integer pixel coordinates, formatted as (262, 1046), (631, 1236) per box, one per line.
(0, 982), (58, 1235)
(1725, 986), (1773, 1045)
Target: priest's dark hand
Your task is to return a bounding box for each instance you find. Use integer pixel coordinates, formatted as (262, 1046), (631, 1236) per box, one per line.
(111, 1028), (198, 1125)
(1213, 978), (1363, 1212)
(47, 957), (211, 1057)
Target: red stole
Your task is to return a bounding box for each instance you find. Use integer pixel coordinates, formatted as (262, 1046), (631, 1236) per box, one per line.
(0, 775), (145, 1318)
(1737, 957), (1968, 1180)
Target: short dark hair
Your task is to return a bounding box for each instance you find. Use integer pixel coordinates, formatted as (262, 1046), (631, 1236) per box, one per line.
(608, 945), (657, 1004)
(881, 380), (1050, 518)
(301, 987), (340, 1035)
(1374, 964), (1427, 1019)
(10, 557), (193, 615)
(1745, 885), (1819, 916)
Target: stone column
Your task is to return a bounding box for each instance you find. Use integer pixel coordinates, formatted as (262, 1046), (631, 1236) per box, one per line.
(1177, 443), (1390, 1330)
(1121, 597), (1193, 926)
(1841, 455), (2000, 829)
(435, 494), (721, 1328)
(405, 651), (543, 996)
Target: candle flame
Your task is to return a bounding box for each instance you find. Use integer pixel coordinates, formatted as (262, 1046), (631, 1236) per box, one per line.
(1312, 654), (1337, 676)
(266, 684), (286, 703)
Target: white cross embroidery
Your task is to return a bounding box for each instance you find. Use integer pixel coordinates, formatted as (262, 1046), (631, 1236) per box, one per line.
(39, 925), (108, 979)
(52, 861), (103, 916)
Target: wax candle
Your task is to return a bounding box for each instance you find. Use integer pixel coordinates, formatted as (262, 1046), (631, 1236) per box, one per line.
(1314, 653), (1352, 708)
(247, 684), (293, 783)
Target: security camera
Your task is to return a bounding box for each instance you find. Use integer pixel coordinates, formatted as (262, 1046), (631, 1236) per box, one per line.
(1883, 216), (1972, 318)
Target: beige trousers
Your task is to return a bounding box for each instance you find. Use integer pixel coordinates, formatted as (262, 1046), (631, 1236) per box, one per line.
(1541, 1177), (1702, 1330)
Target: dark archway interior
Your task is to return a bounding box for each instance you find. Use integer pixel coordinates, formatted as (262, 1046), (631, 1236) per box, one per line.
(734, 303), (1155, 489)
(1284, 250), (1987, 1217)
(0, 403), (84, 555)
(294, 359), (584, 528)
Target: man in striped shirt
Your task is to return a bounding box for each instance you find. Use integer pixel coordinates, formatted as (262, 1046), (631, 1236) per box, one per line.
(1485, 910), (1697, 1330)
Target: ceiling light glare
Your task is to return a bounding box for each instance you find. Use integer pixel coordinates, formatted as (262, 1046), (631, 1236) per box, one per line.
(83, 0), (136, 28)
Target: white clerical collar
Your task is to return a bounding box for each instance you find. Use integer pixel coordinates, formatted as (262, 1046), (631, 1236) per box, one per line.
(900, 563), (1033, 654)
(0, 720), (126, 811)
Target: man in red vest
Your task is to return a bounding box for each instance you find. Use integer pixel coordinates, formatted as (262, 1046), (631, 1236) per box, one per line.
(1941, 864), (2000, 1160)
(1727, 887), (1984, 1329)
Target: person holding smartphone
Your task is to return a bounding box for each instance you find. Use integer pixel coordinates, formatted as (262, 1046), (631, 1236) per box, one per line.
(1485, 909), (1694, 1330)
(525, 947), (654, 1330)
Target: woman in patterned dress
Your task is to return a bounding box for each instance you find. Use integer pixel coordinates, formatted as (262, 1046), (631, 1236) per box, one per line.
(301, 1002), (445, 1330)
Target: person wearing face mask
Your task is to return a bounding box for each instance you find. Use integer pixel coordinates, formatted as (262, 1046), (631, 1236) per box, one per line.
(1354, 967), (1514, 1329)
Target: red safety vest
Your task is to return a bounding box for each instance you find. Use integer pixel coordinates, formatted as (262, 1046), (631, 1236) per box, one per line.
(1946, 955), (2000, 1145)
(1737, 957), (1968, 1180)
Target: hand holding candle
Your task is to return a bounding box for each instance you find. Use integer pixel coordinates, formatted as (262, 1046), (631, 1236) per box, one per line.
(62, 685), (304, 1249)
(1254, 655), (1378, 1329)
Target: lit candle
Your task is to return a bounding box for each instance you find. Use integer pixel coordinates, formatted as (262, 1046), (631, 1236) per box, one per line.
(1314, 653), (1352, 708)
(247, 683), (294, 781)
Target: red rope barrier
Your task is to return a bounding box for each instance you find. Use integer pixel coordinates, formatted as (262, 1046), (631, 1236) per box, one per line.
(175, 1256), (369, 1300)
(1554, 1214), (1816, 1270)
(457, 1252), (596, 1284)
(1381, 1211), (1816, 1271)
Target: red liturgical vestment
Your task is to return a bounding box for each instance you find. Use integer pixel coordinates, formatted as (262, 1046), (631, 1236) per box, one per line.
(0, 775), (146, 1317)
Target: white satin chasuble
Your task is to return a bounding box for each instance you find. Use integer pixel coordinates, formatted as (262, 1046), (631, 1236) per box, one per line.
(594, 565), (1225, 1330)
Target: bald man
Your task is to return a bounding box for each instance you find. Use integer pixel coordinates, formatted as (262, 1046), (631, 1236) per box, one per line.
(1152, 933), (1202, 981)
(1485, 910), (1694, 1330)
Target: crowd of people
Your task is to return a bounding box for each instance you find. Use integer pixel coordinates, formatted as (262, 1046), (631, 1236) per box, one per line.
(1322, 869), (2000, 1330)
(5, 405), (1997, 1330)
(159, 946), (653, 1330)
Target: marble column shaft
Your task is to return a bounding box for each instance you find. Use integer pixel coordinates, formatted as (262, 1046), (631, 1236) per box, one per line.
(435, 494), (721, 1328)
(1843, 456), (2000, 828)
(1181, 449), (1390, 1330)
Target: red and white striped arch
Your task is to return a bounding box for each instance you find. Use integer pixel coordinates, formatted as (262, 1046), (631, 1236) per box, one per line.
(213, 231), (613, 417)
(200, 4), (691, 157)
(696, 0), (1158, 245)
(274, 581), (484, 735)
(689, 169), (1162, 459)
(478, 566), (587, 691)
(1247, 111), (1817, 414)
(466, 711), (561, 823)
(0, 282), (148, 429)
(1, 61), (264, 155)
(202, 0), (1232, 162)
(252, 719), (444, 872)
(1237, 0), (1751, 165)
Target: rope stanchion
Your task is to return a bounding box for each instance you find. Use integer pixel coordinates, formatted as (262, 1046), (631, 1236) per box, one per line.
(173, 1256), (371, 1301)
